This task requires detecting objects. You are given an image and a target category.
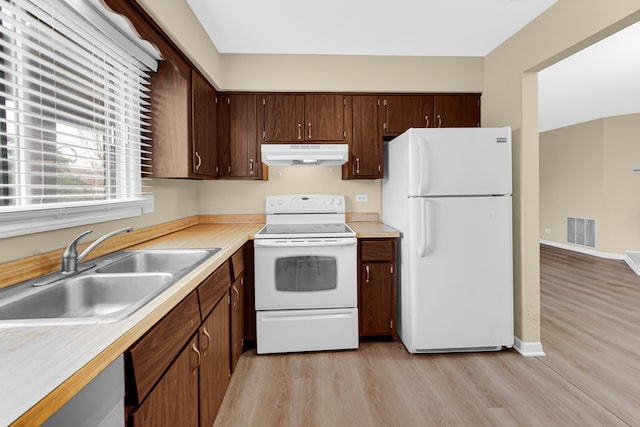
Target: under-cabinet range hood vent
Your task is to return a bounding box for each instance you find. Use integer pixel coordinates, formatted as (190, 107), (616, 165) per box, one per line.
(261, 144), (348, 166)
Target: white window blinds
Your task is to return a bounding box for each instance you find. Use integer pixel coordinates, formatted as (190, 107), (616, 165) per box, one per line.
(0, 0), (160, 237)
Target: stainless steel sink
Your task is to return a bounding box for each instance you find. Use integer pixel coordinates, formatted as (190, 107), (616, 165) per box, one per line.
(0, 273), (173, 325)
(96, 249), (217, 274)
(0, 248), (220, 326)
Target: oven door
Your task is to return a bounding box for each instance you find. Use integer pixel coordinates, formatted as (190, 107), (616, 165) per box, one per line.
(254, 237), (357, 310)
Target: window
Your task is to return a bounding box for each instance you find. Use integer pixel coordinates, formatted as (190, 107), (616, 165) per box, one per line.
(0, 0), (159, 238)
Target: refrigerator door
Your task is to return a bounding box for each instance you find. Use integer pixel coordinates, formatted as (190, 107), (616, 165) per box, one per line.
(407, 127), (512, 197)
(406, 196), (513, 352)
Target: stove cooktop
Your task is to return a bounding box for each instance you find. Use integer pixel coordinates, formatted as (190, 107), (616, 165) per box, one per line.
(254, 222), (355, 239)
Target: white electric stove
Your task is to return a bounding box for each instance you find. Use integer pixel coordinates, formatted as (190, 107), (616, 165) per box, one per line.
(253, 194), (358, 354)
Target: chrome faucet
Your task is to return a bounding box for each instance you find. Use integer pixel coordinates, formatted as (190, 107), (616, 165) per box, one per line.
(61, 227), (133, 275)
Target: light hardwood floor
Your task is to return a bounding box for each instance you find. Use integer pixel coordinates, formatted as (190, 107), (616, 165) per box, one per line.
(215, 245), (639, 426)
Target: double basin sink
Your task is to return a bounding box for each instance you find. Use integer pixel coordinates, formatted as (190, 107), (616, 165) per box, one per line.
(0, 248), (220, 326)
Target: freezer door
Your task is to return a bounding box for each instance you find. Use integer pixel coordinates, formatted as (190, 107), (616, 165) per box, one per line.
(407, 127), (512, 197)
(407, 196), (514, 351)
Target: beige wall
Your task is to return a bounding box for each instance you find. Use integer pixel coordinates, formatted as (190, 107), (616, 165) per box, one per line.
(198, 167), (382, 215)
(483, 0), (640, 342)
(540, 113), (640, 254)
(220, 54), (483, 92)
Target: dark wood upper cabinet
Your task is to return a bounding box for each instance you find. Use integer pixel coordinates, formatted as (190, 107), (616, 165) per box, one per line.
(262, 94), (305, 142)
(217, 94), (262, 179)
(433, 94), (481, 128)
(191, 70), (216, 177)
(345, 95), (382, 179)
(304, 94), (345, 141)
(382, 93), (480, 137)
(260, 94), (345, 143)
(384, 95), (434, 134)
(229, 94), (261, 178)
(216, 94), (231, 177)
(149, 61), (190, 178)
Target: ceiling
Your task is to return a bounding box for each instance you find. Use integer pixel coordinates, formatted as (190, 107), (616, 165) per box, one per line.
(186, 0), (557, 57)
(186, 0), (639, 132)
(538, 21), (640, 132)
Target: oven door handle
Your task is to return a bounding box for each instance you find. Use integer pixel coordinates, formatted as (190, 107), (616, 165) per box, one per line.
(254, 238), (357, 248)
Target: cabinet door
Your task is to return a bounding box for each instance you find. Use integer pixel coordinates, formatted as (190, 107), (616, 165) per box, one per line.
(384, 95), (434, 135)
(191, 70), (216, 177)
(360, 262), (394, 336)
(129, 335), (199, 427)
(262, 94), (305, 142)
(199, 293), (231, 427)
(126, 291), (200, 405)
(229, 94), (260, 177)
(433, 94), (480, 128)
(150, 60), (190, 178)
(350, 95), (382, 178)
(230, 275), (244, 373)
(216, 94), (231, 177)
(304, 94), (345, 141)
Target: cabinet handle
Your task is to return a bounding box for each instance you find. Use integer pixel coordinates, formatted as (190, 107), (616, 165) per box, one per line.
(356, 158), (360, 174)
(233, 285), (239, 305)
(437, 114), (442, 128)
(365, 265), (370, 283)
(308, 122), (312, 139)
(201, 326), (211, 355)
(194, 152), (202, 171)
(425, 115), (429, 128)
(227, 165), (231, 174)
(191, 342), (201, 375)
(249, 158), (254, 175)
(297, 123), (302, 140)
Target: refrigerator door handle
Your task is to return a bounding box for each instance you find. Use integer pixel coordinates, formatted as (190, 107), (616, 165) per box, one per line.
(417, 141), (426, 195)
(418, 198), (428, 257)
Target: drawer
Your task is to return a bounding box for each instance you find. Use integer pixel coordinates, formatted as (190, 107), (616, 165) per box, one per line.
(360, 239), (395, 262)
(230, 247), (244, 281)
(125, 291), (200, 405)
(198, 261), (231, 320)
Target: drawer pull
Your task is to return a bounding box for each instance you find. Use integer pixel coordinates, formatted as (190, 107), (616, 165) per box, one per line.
(365, 265), (370, 283)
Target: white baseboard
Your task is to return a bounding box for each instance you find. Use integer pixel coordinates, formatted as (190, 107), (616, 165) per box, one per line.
(539, 240), (624, 260)
(513, 337), (545, 357)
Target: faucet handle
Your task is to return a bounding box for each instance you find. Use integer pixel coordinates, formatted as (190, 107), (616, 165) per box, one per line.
(62, 230), (93, 272)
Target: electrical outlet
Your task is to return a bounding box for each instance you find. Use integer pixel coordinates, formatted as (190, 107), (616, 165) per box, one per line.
(355, 194), (368, 202)
(544, 228), (552, 234)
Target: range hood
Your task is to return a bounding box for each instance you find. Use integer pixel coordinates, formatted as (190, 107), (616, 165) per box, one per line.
(261, 144), (348, 166)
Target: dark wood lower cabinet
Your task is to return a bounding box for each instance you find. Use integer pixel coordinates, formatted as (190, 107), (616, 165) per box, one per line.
(358, 238), (397, 338)
(199, 293), (230, 427)
(126, 259), (237, 427)
(129, 335), (199, 427)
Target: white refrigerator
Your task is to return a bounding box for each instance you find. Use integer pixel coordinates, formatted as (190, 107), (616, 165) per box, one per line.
(382, 127), (514, 353)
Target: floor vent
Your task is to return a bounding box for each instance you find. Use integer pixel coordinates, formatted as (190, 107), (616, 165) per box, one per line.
(566, 217), (596, 248)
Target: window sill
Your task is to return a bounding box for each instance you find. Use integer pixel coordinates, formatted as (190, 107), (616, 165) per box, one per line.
(0, 196), (154, 239)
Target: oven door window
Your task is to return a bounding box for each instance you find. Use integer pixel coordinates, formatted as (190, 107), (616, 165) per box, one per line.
(275, 256), (337, 291)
